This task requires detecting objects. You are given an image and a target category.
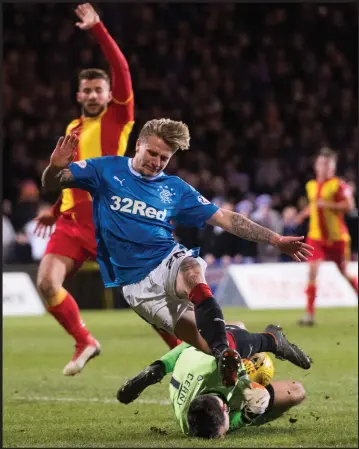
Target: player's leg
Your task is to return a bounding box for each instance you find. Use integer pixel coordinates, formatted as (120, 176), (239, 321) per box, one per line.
(122, 249), (239, 386)
(173, 309), (211, 353)
(335, 241), (358, 293)
(37, 253), (100, 376)
(37, 224), (100, 376)
(299, 238), (324, 326)
(116, 285), (181, 349)
(306, 260), (320, 323)
(226, 324), (311, 369)
(126, 293), (211, 355)
(251, 380), (306, 426)
(37, 253), (87, 340)
(298, 238), (323, 326)
(341, 262), (358, 292)
(175, 256), (240, 386)
(152, 326), (182, 349)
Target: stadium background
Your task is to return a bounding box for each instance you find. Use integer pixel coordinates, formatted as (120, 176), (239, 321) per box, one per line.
(3, 4), (358, 448)
(3, 3), (358, 307)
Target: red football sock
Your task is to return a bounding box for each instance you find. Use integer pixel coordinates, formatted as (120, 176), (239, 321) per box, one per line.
(189, 283), (213, 305)
(305, 282), (316, 317)
(348, 276), (358, 293)
(153, 326), (182, 349)
(226, 331), (236, 350)
(47, 288), (90, 345)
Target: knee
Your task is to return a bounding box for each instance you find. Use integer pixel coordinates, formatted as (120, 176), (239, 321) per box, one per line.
(36, 275), (59, 300)
(180, 257), (202, 275)
(178, 257), (205, 293)
(289, 382), (306, 406)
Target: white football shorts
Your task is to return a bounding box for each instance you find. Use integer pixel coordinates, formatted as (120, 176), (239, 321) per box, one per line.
(122, 244), (207, 334)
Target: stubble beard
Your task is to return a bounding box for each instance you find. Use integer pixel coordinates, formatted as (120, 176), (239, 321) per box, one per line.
(82, 104), (107, 118)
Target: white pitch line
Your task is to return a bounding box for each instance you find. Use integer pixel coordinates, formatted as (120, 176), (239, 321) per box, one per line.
(13, 396), (170, 406)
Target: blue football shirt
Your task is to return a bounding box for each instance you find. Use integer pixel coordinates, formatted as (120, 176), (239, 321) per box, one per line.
(68, 156), (219, 287)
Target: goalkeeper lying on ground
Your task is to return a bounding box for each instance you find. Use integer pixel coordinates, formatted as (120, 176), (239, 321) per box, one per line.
(118, 324), (308, 439)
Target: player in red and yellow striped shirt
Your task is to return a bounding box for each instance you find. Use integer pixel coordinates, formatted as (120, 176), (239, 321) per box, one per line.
(34, 4), (135, 376)
(296, 147), (357, 326)
(35, 4), (181, 376)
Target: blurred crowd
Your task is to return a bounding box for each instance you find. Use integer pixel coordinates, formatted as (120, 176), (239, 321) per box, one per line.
(3, 4), (358, 265)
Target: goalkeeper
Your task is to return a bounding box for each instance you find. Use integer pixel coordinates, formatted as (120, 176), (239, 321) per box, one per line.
(118, 324), (307, 438)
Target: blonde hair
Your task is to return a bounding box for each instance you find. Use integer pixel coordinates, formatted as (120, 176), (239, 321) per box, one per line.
(139, 118), (190, 152)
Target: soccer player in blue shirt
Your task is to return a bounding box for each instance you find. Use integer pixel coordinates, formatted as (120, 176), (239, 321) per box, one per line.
(42, 118), (313, 385)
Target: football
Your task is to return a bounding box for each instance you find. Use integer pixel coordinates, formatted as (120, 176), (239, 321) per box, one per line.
(243, 352), (274, 386)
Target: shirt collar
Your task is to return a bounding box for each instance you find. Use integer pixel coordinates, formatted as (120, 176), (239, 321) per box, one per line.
(128, 158), (164, 181)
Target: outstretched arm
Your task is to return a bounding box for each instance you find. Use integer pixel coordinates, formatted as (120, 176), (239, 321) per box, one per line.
(207, 208), (313, 262)
(42, 135), (79, 192)
(117, 343), (190, 405)
(75, 3), (133, 105)
(34, 195), (62, 238)
(42, 165), (77, 192)
(42, 167), (76, 192)
(207, 209), (281, 244)
(295, 205), (310, 225)
(41, 166), (63, 193)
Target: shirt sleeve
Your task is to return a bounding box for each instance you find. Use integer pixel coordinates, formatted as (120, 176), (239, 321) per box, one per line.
(67, 159), (102, 194)
(159, 343), (191, 374)
(229, 411), (247, 432)
(336, 180), (352, 202)
(305, 180), (313, 199)
(90, 22), (133, 109)
(174, 181), (219, 228)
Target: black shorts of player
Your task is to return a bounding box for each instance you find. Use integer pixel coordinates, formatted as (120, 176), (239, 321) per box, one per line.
(225, 324), (277, 360)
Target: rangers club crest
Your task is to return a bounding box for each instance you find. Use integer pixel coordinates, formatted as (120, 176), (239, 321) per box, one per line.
(158, 185), (176, 204)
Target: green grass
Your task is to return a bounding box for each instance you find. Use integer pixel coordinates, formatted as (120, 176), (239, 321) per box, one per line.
(3, 307), (358, 448)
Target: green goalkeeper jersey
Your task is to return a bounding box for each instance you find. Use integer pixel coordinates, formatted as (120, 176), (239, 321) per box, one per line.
(160, 343), (251, 435)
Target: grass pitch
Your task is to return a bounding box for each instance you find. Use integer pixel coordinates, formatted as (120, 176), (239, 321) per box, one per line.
(3, 307), (358, 448)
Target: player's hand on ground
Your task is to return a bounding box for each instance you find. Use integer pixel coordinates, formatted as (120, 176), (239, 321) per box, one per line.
(275, 236), (314, 262)
(75, 3), (100, 30)
(34, 209), (57, 238)
(50, 135), (78, 170)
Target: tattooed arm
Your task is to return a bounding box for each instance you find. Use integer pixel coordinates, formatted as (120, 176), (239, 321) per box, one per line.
(207, 208), (314, 261)
(41, 165), (62, 192)
(41, 134), (79, 193)
(207, 209), (281, 245)
(41, 166), (75, 192)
